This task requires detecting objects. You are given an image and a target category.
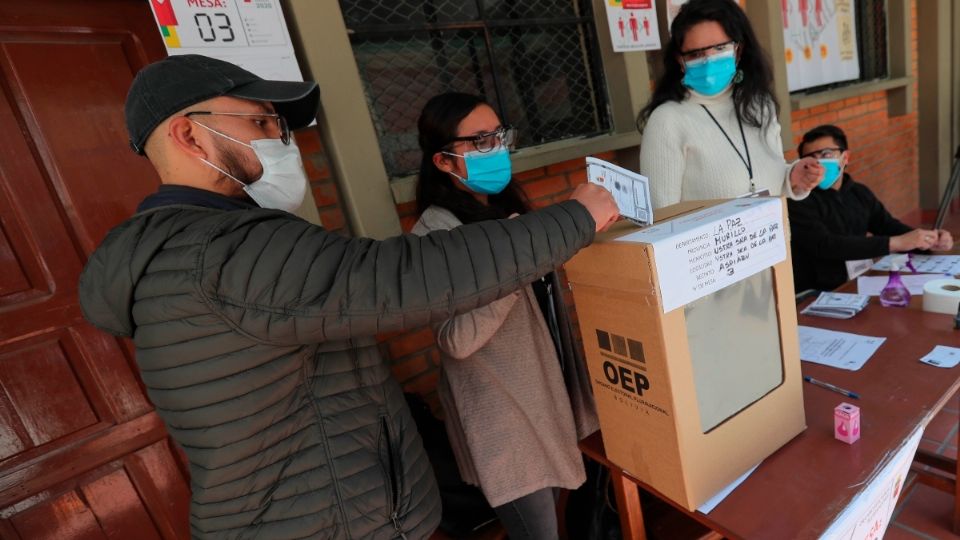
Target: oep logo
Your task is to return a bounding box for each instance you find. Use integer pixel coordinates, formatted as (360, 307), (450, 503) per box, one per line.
(596, 329), (650, 396)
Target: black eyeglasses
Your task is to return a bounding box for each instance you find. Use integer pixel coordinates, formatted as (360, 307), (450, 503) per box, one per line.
(446, 126), (517, 153)
(680, 40), (737, 63)
(801, 147), (845, 159)
(185, 111), (291, 145)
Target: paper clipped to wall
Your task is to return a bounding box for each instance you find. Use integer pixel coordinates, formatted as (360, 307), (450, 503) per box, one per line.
(148, 0), (305, 84)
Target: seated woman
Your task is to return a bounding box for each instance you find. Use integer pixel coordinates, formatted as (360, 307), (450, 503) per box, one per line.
(411, 92), (598, 540)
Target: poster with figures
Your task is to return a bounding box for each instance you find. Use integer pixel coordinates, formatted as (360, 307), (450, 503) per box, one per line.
(147, 0), (305, 83)
(782, 0), (860, 91)
(603, 0), (661, 52)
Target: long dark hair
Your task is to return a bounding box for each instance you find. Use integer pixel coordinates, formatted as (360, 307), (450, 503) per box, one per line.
(415, 92), (529, 224)
(637, 0), (777, 131)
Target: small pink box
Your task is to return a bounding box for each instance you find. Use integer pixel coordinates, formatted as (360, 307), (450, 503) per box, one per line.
(834, 403), (861, 444)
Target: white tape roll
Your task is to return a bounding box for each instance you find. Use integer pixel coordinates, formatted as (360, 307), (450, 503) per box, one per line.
(922, 279), (960, 315)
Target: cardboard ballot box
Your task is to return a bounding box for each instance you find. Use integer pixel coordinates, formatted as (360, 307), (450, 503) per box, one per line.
(565, 197), (806, 511)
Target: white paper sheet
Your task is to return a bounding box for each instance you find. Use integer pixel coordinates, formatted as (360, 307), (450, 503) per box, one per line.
(586, 157), (653, 226)
(856, 274), (947, 296)
(920, 345), (960, 369)
(697, 463), (760, 514)
(871, 254), (960, 275)
(800, 292), (870, 319)
(819, 427), (922, 540)
(619, 198), (786, 313)
(798, 326), (886, 371)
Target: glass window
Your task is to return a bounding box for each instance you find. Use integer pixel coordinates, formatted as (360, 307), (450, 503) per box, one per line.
(340, 0), (611, 177)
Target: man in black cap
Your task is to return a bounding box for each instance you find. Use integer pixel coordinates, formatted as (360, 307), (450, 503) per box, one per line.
(78, 54), (617, 539)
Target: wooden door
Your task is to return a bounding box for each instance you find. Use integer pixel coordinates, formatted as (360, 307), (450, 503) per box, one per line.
(0, 2), (191, 538)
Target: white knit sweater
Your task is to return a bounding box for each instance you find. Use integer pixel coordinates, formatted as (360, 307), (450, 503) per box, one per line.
(639, 86), (804, 209)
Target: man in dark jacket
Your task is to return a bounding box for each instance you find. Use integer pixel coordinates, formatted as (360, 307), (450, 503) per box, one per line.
(787, 124), (953, 292)
(78, 55), (618, 539)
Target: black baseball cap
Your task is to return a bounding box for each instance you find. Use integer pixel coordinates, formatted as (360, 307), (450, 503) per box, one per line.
(125, 54), (319, 154)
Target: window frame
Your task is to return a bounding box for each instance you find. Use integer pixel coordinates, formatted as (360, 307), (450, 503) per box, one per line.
(287, 0), (650, 233)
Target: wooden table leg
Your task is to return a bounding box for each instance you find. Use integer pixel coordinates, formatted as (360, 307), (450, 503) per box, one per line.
(954, 413), (960, 535)
(611, 468), (647, 540)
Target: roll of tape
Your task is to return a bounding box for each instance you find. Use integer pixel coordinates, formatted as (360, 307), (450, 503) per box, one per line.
(922, 279), (960, 315)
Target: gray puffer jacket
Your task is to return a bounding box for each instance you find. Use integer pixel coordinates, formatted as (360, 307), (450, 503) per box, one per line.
(78, 200), (594, 539)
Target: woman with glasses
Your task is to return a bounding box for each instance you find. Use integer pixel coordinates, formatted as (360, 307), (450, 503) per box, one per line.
(411, 92), (598, 540)
(637, 0), (824, 209)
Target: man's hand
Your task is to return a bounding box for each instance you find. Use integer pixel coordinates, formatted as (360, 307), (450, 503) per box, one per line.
(569, 183), (619, 232)
(890, 229), (938, 252)
(789, 157), (825, 194)
(932, 229), (954, 252)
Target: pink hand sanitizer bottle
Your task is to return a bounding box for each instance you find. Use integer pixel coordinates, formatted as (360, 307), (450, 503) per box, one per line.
(879, 263), (910, 307)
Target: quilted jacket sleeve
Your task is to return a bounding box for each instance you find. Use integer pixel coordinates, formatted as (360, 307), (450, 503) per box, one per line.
(197, 201), (595, 345)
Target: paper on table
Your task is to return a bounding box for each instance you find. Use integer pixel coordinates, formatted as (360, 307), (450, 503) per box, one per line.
(698, 463), (761, 514)
(872, 254), (960, 275)
(856, 274), (947, 296)
(920, 346), (960, 369)
(798, 326), (886, 371)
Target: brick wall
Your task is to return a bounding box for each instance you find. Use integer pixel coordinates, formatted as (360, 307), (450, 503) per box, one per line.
(785, 1), (920, 224)
(295, 127), (351, 236)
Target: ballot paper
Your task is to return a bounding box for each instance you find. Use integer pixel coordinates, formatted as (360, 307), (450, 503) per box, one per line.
(801, 292), (870, 319)
(798, 326), (886, 371)
(920, 346), (960, 369)
(586, 157), (653, 226)
(698, 462), (761, 514)
(856, 274), (947, 296)
(872, 254), (960, 275)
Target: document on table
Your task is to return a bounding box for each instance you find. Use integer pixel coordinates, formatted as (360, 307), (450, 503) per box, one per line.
(920, 346), (960, 369)
(797, 326), (886, 371)
(698, 463), (761, 514)
(856, 274), (946, 296)
(872, 254), (960, 275)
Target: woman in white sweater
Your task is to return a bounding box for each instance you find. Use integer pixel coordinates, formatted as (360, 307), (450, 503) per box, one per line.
(639, 0), (823, 209)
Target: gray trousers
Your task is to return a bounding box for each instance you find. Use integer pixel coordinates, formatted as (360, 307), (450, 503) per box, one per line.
(492, 488), (559, 540)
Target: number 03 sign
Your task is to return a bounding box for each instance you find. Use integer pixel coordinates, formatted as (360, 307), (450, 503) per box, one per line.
(148, 0), (305, 83)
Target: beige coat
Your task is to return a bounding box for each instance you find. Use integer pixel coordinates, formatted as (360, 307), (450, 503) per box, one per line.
(412, 205), (588, 507)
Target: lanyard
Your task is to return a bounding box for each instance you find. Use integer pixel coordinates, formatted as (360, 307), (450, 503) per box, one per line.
(700, 104), (754, 193)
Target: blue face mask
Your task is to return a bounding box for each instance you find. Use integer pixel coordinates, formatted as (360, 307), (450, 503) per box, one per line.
(444, 147), (512, 195)
(683, 50), (737, 96)
(817, 158), (842, 189)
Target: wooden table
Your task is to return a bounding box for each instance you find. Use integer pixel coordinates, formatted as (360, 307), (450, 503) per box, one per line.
(580, 284), (960, 539)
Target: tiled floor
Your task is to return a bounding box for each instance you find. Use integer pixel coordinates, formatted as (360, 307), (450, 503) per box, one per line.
(886, 390), (960, 539)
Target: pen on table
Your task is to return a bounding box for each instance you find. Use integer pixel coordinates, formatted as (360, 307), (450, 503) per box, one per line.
(803, 375), (860, 400)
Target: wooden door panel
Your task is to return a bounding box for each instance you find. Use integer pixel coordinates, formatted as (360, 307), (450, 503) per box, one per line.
(0, 225), (30, 299)
(0, 2), (188, 538)
(0, 438), (189, 540)
(1, 34), (161, 256)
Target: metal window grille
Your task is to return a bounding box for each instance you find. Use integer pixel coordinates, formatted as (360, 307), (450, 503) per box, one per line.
(340, 0), (611, 178)
(791, 0), (888, 95)
(855, 0), (887, 82)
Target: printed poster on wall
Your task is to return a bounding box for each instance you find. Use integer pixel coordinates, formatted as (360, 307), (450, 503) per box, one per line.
(603, 0), (661, 52)
(782, 0), (860, 91)
(148, 0), (305, 83)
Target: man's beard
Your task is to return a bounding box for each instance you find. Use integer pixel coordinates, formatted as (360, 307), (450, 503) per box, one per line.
(216, 139), (262, 188)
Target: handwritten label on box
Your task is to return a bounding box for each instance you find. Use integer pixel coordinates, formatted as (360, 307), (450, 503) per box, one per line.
(620, 198), (786, 313)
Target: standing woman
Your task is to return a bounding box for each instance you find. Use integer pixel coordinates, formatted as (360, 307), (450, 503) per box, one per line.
(411, 92), (598, 540)
(638, 0), (822, 209)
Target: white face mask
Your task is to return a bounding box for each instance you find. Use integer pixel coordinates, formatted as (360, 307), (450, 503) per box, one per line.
(192, 121), (307, 212)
